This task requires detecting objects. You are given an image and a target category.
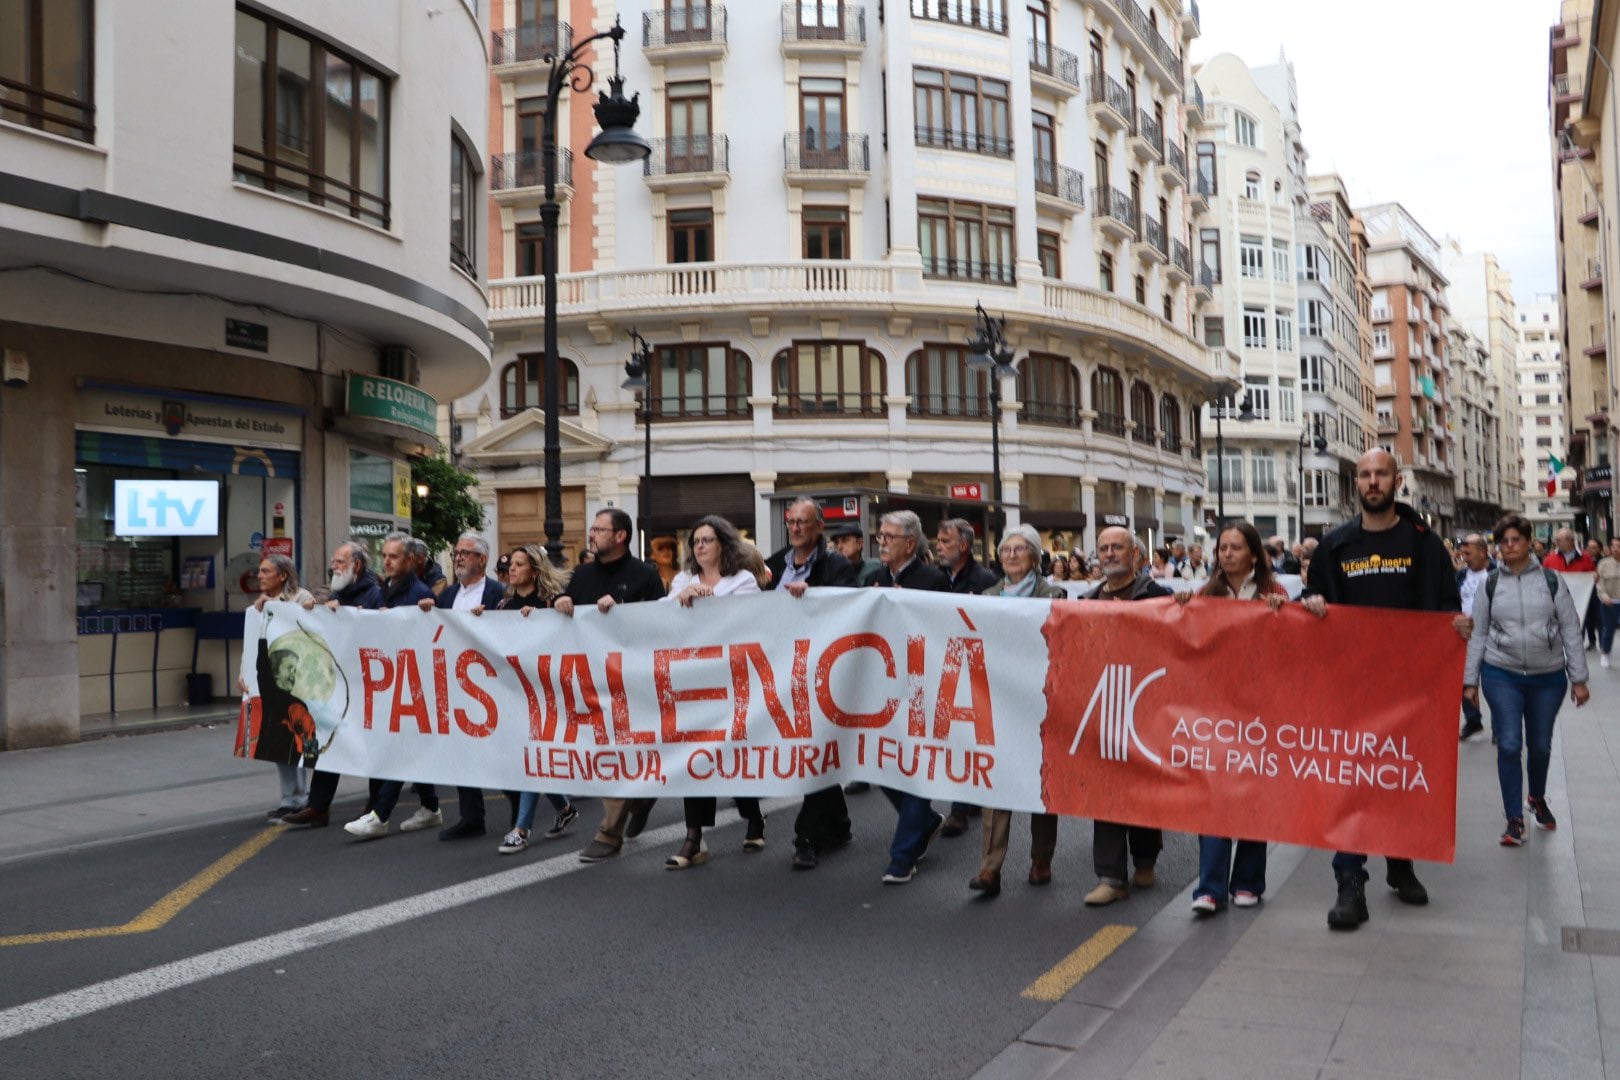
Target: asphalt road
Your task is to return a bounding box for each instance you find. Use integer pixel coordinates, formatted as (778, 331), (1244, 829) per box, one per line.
(0, 791), (1194, 1079)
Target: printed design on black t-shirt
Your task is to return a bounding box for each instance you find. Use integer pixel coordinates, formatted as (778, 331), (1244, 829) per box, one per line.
(1339, 553), (1414, 579)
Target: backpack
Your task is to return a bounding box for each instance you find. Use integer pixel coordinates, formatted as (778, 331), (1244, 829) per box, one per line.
(1484, 568), (1560, 606)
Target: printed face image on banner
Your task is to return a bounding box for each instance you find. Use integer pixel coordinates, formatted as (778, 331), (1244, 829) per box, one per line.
(237, 609), (346, 767)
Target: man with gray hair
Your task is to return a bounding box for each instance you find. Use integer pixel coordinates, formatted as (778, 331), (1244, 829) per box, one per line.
(1080, 525), (1172, 906)
(419, 531), (510, 840)
(870, 509), (951, 883)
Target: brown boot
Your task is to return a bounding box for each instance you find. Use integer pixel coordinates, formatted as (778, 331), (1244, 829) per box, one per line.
(1028, 858), (1052, 886)
(1131, 862), (1157, 890)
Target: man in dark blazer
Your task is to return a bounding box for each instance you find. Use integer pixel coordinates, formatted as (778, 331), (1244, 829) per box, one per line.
(869, 510), (950, 884)
(419, 533), (510, 840)
(767, 497), (858, 870)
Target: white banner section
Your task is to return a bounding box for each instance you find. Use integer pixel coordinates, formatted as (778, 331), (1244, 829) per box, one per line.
(242, 592), (1055, 807)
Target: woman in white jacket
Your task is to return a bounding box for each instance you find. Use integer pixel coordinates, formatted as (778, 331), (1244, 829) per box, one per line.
(662, 515), (765, 868)
(1463, 513), (1590, 847)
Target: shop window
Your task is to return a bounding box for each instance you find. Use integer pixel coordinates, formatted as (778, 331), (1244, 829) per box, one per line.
(773, 341), (885, 416)
(502, 356), (580, 418)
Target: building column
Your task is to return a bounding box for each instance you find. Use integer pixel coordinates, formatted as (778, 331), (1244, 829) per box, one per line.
(1003, 470), (1023, 532)
(751, 470), (777, 544)
(1081, 478), (1097, 554)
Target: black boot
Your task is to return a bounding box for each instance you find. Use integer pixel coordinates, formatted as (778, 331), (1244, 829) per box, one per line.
(1328, 873), (1369, 930)
(1386, 859), (1429, 905)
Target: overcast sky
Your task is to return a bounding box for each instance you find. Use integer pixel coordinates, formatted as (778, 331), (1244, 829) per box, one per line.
(1191, 0), (1560, 300)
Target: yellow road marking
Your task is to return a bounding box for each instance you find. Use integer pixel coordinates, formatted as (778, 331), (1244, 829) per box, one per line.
(0, 827), (282, 947)
(1021, 924), (1136, 1002)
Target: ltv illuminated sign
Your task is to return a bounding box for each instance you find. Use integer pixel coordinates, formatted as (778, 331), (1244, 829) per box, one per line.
(114, 480), (220, 537)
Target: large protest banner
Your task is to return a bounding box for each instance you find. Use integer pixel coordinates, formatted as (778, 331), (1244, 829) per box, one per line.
(239, 589), (1463, 861)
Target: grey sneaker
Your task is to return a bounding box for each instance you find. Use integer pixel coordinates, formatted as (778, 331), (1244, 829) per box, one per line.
(399, 806), (443, 832)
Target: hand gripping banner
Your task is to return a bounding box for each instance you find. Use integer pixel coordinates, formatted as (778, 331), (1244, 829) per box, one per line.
(240, 590), (1462, 861)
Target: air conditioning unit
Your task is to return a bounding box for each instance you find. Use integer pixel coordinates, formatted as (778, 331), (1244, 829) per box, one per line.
(380, 346), (420, 386)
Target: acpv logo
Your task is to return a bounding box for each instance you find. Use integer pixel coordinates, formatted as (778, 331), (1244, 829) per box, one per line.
(114, 480), (220, 537)
(1068, 664), (1166, 764)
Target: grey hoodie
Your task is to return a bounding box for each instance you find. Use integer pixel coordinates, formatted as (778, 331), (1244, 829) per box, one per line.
(1464, 558), (1589, 686)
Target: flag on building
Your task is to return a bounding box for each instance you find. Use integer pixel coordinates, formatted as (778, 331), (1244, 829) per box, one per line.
(1548, 454), (1565, 497)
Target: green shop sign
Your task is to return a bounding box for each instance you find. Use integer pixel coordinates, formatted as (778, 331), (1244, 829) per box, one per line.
(346, 375), (438, 439)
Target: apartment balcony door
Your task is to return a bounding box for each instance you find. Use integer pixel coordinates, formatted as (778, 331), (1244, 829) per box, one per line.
(665, 0), (711, 44)
(800, 78), (846, 168)
(666, 81), (712, 172)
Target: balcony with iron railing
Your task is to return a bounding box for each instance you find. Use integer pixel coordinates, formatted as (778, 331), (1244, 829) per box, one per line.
(1163, 140), (1187, 185)
(1582, 257), (1604, 291)
(1185, 79), (1205, 124)
(1034, 160), (1085, 209)
(1136, 216), (1168, 263)
(490, 149), (574, 195)
(1087, 74), (1132, 131)
(1093, 186), (1138, 240)
(1131, 109), (1164, 161)
(1029, 39), (1081, 93)
(491, 21), (574, 67)
(783, 131), (870, 174)
(1097, 0), (1183, 85)
(644, 5), (727, 53)
(1190, 170), (1212, 209)
(1194, 263), (1216, 296)
(643, 134), (730, 183)
(781, 3), (865, 47)
(914, 125), (1013, 158)
(1170, 239), (1193, 280)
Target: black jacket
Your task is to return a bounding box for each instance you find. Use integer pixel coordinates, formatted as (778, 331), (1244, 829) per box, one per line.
(333, 573), (384, 610)
(1304, 502), (1461, 612)
(944, 556), (998, 595)
(1081, 573), (1172, 601)
(436, 577), (506, 609)
(765, 542), (856, 589)
(564, 552), (667, 605)
(869, 559), (952, 592)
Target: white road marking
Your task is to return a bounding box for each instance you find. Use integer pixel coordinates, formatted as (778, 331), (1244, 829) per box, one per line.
(0, 799), (797, 1041)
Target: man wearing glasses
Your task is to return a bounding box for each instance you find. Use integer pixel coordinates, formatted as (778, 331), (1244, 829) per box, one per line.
(419, 533), (511, 841)
(764, 497), (859, 870)
(869, 510), (950, 883)
(558, 508), (668, 862)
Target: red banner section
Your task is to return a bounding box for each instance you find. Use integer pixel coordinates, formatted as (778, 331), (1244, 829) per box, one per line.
(1039, 597), (1463, 862)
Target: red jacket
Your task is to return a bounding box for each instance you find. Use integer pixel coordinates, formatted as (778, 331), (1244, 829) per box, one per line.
(1545, 550), (1596, 572)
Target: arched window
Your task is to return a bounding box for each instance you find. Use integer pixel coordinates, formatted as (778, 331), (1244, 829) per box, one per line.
(502, 356), (579, 418)
(906, 345), (991, 419)
(1018, 353), (1079, 426)
(1243, 169), (1261, 201)
(773, 341), (886, 417)
(1129, 380), (1155, 443)
(650, 343), (751, 420)
(1091, 366), (1125, 435)
(1158, 394), (1183, 452)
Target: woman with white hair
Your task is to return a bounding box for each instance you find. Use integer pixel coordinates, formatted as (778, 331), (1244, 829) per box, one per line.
(250, 554), (315, 821)
(968, 524), (1065, 897)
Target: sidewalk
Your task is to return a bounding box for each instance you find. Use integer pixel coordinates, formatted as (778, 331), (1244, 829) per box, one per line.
(980, 662), (1620, 1080)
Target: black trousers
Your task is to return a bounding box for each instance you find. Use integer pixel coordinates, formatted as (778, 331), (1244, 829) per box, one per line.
(683, 796), (762, 829)
(793, 785), (852, 849)
(1092, 820), (1162, 884)
(456, 786), (520, 826)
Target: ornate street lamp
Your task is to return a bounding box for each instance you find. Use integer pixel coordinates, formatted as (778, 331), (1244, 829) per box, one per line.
(1297, 428), (1328, 543)
(622, 328), (654, 558)
(539, 19), (651, 564)
(1211, 379), (1255, 523)
(966, 303), (1019, 551)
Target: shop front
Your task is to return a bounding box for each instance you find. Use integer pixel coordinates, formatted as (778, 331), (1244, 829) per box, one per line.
(74, 383), (305, 717)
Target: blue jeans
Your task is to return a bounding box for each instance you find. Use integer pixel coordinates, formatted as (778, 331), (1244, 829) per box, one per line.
(881, 787), (939, 869)
(1196, 836), (1266, 904)
(1600, 601), (1620, 655)
(1480, 662), (1565, 821)
(514, 790), (572, 833)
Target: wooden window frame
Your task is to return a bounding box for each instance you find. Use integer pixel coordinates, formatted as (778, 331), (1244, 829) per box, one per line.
(916, 197), (1016, 285)
(0, 0), (94, 141)
(1091, 367), (1125, 435)
(912, 67), (1013, 158)
(1018, 353), (1079, 426)
(503, 356), (580, 417)
(773, 340), (886, 417)
(650, 342), (752, 421)
(802, 205), (850, 260)
(906, 344), (994, 419)
(668, 207), (715, 264)
(450, 133), (478, 276)
(1036, 229), (1061, 278)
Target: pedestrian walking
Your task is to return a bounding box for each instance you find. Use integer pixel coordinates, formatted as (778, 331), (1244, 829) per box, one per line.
(969, 524), (1063, 898)
(1302, 450), (1471, 931)
(559, 509), (668, 863)
(1457, 533), (1493, 740)
(1175, 522), (1286, 916)
(1597, 538), (1620, 669)
(661, 516), (767, 869)
(249, 553), (315, 821)
(479, 544), (580, 854)
(1463, 513), (1590, 847)
(1080, 527), (1172, 907)
(765, 497), (860, 871)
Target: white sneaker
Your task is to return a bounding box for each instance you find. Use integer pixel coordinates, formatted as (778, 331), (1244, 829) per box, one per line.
(398, 806), (443, 832)
(498, 829), (529, 854)
(344, 811), (388, 840)
(1603, 655), (1611, 669)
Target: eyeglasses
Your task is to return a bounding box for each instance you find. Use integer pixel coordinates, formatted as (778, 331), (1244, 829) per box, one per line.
(998, 544), (1031, 557)
(691, 535), (718, 546)
(453, 549), (480, 559)
(588, 525), (614, 535)
(877, 531), (907, 543)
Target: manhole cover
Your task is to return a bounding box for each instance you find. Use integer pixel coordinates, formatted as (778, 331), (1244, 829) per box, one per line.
(1562, 927), (1620, 957)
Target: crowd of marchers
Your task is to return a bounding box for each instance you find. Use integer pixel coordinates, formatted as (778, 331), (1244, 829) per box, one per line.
(244, 449), (1594, 933)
